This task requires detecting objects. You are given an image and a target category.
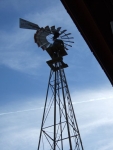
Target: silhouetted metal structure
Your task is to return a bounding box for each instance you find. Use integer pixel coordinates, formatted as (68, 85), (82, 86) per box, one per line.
(20, 18), (84, 150)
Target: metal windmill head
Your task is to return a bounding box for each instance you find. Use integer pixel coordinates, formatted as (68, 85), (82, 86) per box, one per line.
(19, 18), (74, 51)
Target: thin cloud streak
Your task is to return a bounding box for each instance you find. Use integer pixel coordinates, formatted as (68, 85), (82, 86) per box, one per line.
(0, 96), (112, 116)
(0, 107), (43, 116)
(72, 97), (113, 104)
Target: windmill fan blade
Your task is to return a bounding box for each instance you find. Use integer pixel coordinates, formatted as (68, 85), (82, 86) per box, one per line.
(63, 41), (74, 43)
(20, 18), (40, 30)
(60, 30), (67, 35)
(40, 42), (50, 50)
(60, 33), (71, 38)
(61, 37), (74, 39)
(64, 43), (72, 47)
(45, 26), (51, 33)
(64, 47), (68, 50)
(56, 27), (61, 32)
(51, 26), (56, 33)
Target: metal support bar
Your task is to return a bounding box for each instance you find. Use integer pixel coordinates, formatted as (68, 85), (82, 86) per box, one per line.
(54, 64), (57, 150)
(59, 65), (72, 150)
(37, 70), (53, 150)
(62, 69), (84, 150)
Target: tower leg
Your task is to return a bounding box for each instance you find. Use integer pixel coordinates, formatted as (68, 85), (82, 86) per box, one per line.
(37, 62), (84, 150)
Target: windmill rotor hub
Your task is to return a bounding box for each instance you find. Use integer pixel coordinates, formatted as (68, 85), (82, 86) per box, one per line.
(53, 31), (60, 40)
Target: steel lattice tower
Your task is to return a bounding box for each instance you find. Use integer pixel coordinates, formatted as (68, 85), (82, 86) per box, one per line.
(19, 18), (84, 150)
(37, 56), (84, 150)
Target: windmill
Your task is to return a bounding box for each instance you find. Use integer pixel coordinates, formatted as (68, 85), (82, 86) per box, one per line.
(20, 18), (84, 150)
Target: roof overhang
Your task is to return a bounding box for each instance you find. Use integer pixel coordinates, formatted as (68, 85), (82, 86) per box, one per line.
(61, 0), (113, 85)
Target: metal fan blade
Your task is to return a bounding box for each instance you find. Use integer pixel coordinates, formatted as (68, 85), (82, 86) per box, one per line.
(45, 26), (51, 33)
(64, 47), (68, 50)
(64, 43), (72, 47)
(63, 41), (74, 43)
(51, 26), (56, 33)
(60, 33), (71, 37)
(20, 18), (40, 30)
(61, 37), (74, 39)
(56, 27), (61, 32)
(60, 30), (67, 35)
(41, 42), (50, 50)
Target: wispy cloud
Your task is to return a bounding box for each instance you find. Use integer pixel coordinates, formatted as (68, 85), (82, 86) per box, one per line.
(73, 96), (113, 104)
(0, 107), (43, 116)
(98, 142), (113, 150)
(0, 127), (40, 150)
(0, 88), (113, 150)
(0, 95), (113, 116)
(0, 89), (113, 116)
(0, 28), (45, 74)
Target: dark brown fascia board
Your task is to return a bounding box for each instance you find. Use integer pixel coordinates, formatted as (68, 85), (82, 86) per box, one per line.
(61, 0), (113, 85)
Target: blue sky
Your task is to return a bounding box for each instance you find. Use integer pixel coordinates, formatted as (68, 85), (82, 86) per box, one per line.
(0, 0), (113, 150)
